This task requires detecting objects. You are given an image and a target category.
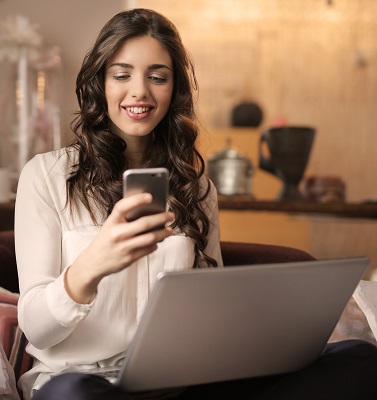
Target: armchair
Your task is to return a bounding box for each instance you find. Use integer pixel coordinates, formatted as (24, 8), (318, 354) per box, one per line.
(0, 230), (374, 399)
(220, 240), (316, 266)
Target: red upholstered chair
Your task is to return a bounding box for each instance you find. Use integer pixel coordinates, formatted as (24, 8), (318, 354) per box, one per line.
(0, 230), (21, 361)
(0, 230), (318, 388)
(220, 239), (376, 345)
(0, 231), (32, 392)
(220, 240), (316, 266)
(2, 229), (375, 394)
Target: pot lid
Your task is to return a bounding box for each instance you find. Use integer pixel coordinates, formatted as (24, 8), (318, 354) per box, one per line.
(208, 139), (251, 163)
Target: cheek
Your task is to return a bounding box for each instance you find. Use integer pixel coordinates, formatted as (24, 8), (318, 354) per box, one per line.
(160, 86), (174, 110)
(104, 83), (115, 103)
(104, 79), (123, 103)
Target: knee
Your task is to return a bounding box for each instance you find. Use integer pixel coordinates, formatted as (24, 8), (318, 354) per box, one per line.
(33, 372), (103, 400)
(324, 339), (377, 357)
(322, 339), (377, 372)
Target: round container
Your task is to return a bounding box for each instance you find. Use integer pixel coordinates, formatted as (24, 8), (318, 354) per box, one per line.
(207, 143), (253, 195)
(302, 175), (346, 203)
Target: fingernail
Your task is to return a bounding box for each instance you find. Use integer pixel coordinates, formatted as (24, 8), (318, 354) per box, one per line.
(144, 193), (152, 201)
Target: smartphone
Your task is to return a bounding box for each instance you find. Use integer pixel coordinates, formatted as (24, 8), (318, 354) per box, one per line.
(123, 168), (169, 230)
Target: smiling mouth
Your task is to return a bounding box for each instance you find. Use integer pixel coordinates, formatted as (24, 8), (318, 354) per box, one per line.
(124, 106), (152, 114)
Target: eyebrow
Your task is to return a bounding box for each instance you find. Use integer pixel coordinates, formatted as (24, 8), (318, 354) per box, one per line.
(108, 63), (172, 71)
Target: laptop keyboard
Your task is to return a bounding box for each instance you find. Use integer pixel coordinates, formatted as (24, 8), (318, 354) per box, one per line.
(80, 366), (121, 383)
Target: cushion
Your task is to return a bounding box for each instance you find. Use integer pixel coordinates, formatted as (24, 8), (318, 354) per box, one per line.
(329, 296), (377, 345)
(0, 288), (33, 390)
(0, 289), (19, 360)
(0, 289), (21, 399)
(9, 326), (32, 384)
(0, 336), (20, 400)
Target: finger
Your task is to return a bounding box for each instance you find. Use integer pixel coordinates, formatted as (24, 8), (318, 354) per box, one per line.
(102, 209), (174, 249)
(108, 193), (153, 224)
(120, 227), (173, 254)
(127, 212), (174, 237)
(122, 243), (159, 265)
(110, 228), (172, 269)
(113, 212), (173, 242)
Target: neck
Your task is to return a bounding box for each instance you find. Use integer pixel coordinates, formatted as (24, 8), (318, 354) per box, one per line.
(124, 135), (153, 169)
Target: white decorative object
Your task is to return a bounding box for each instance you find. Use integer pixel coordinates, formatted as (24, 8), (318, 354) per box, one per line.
(0, 168), (11, 203)
(353, 280), (377, 342)
(0, 15), (62, 193)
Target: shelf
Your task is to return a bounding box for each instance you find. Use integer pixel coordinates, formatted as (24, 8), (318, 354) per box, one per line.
(218, 195), (377, 220)
(3, 197), (377, 232)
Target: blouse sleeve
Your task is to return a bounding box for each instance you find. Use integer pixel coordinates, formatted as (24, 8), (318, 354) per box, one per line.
(200, 177), (224, 267)
(15, 155), (93, 350)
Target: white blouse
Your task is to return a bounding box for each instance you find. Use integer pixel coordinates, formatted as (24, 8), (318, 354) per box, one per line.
(14, 148), (223, 399)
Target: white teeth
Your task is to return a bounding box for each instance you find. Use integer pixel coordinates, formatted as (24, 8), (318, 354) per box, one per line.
(126, 106), (150, 114)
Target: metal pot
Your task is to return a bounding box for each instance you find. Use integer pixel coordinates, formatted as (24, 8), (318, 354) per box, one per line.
(206, 141), (253, 195)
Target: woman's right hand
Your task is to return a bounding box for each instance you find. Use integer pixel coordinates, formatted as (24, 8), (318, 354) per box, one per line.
(65, 193), (174, 304)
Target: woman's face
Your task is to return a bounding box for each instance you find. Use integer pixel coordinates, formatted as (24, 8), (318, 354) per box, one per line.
(105, 36), (174, 141)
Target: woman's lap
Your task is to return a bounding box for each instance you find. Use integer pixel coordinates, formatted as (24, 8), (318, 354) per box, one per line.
(31, 340), (377, 400)
(177, 340), (377, 399)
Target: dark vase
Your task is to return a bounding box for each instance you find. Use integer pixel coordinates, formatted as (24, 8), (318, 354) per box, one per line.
(259, 126), (316, 200)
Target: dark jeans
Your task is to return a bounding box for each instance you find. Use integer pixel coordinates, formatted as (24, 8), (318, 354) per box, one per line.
(31, 340), (377, 400)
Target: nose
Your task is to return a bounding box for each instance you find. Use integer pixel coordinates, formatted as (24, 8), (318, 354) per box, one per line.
(131, 75), (149, 100)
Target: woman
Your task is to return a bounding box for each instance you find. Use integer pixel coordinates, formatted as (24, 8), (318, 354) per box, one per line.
(15, 8), (377, 400)
(15, 8), (221, 399)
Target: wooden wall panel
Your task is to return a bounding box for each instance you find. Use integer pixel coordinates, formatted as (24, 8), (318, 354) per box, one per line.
(137, 0), (377, 200)
(136, 0), (377, 278)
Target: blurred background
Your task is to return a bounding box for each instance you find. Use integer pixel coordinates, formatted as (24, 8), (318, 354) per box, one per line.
(1, 0), (377, 278)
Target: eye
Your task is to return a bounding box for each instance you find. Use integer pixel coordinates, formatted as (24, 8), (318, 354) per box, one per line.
(113, 73), (131, 81)
(149, 75), (167, 84)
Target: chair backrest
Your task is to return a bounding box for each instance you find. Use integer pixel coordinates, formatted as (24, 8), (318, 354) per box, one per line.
(0, 232), (316, 382)
(0, 230), (19, 293)
(220, 241), (316, 266)
(0, 231), (317, 291)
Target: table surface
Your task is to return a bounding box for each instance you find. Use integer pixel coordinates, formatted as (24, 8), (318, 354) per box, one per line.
(3, 197), (377, 232)
(218, 195), (377, 219)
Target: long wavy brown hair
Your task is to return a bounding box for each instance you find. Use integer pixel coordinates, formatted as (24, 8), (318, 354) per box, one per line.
(66, 8), (217, 268)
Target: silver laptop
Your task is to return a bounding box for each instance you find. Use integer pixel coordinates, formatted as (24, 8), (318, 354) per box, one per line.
(115, 257), (369, 393)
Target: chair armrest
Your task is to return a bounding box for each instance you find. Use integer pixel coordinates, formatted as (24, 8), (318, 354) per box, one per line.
(0, 231), (19, 293)
(220, 241), (316, 266)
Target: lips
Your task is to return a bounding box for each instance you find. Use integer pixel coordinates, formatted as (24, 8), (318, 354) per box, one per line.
(122, 105), (153, 120)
